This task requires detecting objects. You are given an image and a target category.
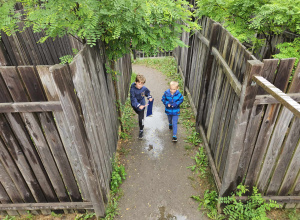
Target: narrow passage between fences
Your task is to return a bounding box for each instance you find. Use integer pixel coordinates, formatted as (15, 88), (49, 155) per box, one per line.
(115, 64), (209, 220)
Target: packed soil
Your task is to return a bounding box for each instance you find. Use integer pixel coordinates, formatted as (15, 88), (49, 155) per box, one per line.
(115, 65), (209, 220)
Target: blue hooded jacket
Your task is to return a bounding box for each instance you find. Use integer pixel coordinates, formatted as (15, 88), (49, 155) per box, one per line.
(130, 82), (152, 112)
(161, 89), (184, 116)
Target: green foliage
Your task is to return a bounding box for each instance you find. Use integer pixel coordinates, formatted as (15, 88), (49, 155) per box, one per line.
(185, 131), (202, 146)
(59, 55), (74, 64)
(187, 147), (208, 177)
(51, 211), (62, 218)
(192, 190), (224, 219)
(75, 212), (96, 220)
(0, 0), (199, 60)
(24, 211), (33, 220)
(220, 185), (281, 220)
(273, 38), (300, 68)
(102, 156), (126, 219)
(3, 216), (16, 220)
(59, 48), (79, 64)
(286, 208), (300, 220)
(196, 0), (300, 58)
(119, 97), (137, 139)
(110, 156), (126, 194)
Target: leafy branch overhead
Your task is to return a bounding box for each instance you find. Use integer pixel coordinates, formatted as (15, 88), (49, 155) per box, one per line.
(196, 0), (300, 59)
(0, 0), (199, 60)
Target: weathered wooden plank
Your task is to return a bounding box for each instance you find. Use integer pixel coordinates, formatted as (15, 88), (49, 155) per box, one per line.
(233, 196), (300, 203)
(0, 139), (35, 203)
(278, 138), (300, 196)
(0, 114), (50, 215)
(0, 41), (10, 66)
(18, 66), (82, 202)
(50, 64), (105, 217)
(211, 47), (242, 96)
(253, 76), (300, 118)
(245, 59), (294, 190)
(8, 33), (25, 65)
(197, 23), (221, 130)
(0, 101), (62, 113)
(266, 65), (300, 195)
(0, 72), (57, 203)
(237, 59), (278, 187)
(0, 160), (26, 215)
(0, 182), (19, 216)
(198, 125), (221, 192)
(257, 61), (298, 194)
(37, 65), (90, 202)
(0, 202), (93, 211)
(254, 93), (300, 105)
(1, 32), (17, 66)
(0, 66), (70, 202)
(89, 45), (117, 158)
(70, 50), (110, 197)
(214, 40), (242, 169)
(27, 27), (44, 64)
(220, 60), (263, 196)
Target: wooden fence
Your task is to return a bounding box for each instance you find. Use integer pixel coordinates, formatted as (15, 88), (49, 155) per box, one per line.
(174, 16), (300, 207)
(0, 29), (132, 217)
(0, 28), (83, 66)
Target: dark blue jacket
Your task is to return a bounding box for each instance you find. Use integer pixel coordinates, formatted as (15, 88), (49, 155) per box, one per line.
(130, 83), (152, 112)
(161, 89), (184, 116)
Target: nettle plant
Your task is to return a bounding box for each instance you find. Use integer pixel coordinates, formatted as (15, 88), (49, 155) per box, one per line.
(0, 0), (199, 61)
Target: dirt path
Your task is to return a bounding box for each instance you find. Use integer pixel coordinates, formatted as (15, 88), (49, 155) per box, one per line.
(115, 65), (209, 220)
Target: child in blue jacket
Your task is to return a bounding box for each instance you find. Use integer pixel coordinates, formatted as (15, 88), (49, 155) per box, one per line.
(130, 74), (153, 139)
(161, 81), (184, 141)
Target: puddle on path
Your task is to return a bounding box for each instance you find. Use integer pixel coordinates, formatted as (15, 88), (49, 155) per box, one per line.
(158, 206), (187, 220)
(143, 106), (166, 159)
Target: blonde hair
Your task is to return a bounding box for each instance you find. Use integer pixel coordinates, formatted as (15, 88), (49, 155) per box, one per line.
(170, 81), (179, 88)
(135, 74), (146, 83)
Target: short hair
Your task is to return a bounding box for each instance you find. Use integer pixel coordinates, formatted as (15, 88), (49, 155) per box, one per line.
(170, 81), (179, 88)
(135, 74), (146, 83)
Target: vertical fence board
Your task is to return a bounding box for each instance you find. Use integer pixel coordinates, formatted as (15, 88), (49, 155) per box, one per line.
(70, 52), (110, 198)
(0, 67), (70, 202)
(220, 60), (263, 196)
(255, 59), (295, 191)
(0, 161), (26, 215)
(18, 66), (82, 202)
(240, 59), (279, 187)
(50, 64), (105, 217)
(37, 66), (91, 202)
(267, 64), (300, 195)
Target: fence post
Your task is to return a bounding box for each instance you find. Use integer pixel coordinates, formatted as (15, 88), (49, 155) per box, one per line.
(220, 60), (264, 197)
(196, 22), (221, 126)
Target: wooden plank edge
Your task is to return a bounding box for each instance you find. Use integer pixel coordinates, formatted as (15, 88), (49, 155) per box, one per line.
(253, 75), (300, 118)
(0, 202), (93, 211)
(211, 47), (242, 96)
(0, 101), (62, 112)
(195, 31), (209, 47)
(234, 196), (300, 204)
(199, 125), (222, 192)
(184, 86), (197, 117)
(255, 93), (300, 105)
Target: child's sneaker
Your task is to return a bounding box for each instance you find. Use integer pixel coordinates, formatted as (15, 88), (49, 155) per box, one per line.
(139, 130), (143, 139)
(172, 136), (177, 142)
(169, 124), (173, 130)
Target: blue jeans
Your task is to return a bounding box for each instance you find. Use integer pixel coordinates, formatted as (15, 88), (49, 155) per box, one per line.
(168, 115), (179, 136)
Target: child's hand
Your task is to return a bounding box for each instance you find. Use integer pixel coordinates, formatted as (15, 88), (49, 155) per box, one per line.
(149, 98), (153, 102)
(168, 104), (171, 107)
(139, 105), (145, 110)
